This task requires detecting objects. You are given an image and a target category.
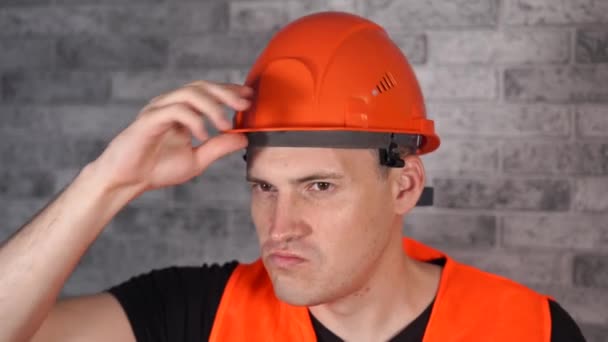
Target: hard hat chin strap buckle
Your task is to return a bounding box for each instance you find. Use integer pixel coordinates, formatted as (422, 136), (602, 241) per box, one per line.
(379, 134), (405, 168)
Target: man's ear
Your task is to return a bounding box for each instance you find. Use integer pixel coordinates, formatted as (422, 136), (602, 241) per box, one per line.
(391, 155), (425, 215)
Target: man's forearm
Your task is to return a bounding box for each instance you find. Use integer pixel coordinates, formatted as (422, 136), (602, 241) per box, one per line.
(0, 162), (138, 341)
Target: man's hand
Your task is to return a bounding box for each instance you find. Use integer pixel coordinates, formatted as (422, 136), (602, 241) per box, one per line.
(92, 80), (252, 196)
(0, 80), (253, 342)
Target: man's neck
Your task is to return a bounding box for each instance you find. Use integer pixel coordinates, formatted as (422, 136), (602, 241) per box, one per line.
(307, 235), (442, 342)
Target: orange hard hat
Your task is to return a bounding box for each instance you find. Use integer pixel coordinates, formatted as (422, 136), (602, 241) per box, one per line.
(227, 11), (440, 157)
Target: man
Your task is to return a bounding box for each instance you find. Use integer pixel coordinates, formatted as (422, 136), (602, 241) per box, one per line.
(0, 12), (585, 342)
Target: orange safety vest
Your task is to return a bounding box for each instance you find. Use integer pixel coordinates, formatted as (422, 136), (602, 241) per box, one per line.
(210, 238), (552, 341)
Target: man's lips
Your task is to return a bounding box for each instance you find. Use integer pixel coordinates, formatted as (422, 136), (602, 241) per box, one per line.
(267, 251), (307, 268)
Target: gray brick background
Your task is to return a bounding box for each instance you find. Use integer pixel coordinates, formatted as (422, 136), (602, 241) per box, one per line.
(0, 0), (607, 339)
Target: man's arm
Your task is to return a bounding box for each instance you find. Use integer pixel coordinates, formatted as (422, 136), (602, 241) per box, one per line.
(0, 164), (139, 342)
(0, 81), (253, 342)
(31, 294), (135, 342)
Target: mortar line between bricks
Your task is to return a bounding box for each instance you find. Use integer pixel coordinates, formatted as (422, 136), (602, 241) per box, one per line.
(431, 172), (573, 181)
(496, 138), (505, 176)
(432, 208), (575, 216)
(569, 105), (578, 142)
(497, 0), (505, 30)
(408, 207), (517, 217)
(439, 134), (572, 142)
(567, 177), (576, 214)
(570, 27), (577, 65)
(501, 242), (604, 254)
(502, 22), (605, 29)
(561, 251), (576, 287)
(431, 61), (576, 68)
(497, 65), (504, 104)
(494, 214), (504, 249)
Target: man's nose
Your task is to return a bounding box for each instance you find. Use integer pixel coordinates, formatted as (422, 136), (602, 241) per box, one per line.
(268, 193), (305, 243)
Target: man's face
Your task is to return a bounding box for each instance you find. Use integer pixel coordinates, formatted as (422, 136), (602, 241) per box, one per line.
(247, 147), (398, 306)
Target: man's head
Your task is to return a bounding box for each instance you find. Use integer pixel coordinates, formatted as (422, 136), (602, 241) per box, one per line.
(246, 146), (425, 305)
(226, 11), (440, 305)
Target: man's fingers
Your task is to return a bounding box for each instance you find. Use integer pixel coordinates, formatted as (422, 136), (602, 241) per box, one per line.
(193, 133), (248, 172)
(147, 86), (234, 131)
(141, 103), (208, 142)
(142, 81), (253, 132)
(224, 83), (254, 97)
(191, 81), (254, 111)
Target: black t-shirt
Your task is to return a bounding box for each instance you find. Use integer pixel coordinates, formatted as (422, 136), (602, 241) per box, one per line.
(108, 261), (586, 342)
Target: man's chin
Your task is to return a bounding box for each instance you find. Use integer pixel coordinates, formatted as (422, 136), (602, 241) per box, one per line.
(274, 288), (323, 307)
(269, 277), (322, 306)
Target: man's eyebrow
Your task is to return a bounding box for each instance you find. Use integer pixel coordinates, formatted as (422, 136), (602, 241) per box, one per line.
(246, 172), (344, 184)
(291, 172), (344, 184)
(246, 175), (265, 183)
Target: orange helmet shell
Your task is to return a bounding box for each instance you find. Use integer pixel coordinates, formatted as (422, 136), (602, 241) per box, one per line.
(227, 11), (440, 154)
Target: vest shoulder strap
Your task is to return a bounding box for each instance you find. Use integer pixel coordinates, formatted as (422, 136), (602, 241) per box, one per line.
(424, 258), (552, 341)
(209, 260), (316, 342)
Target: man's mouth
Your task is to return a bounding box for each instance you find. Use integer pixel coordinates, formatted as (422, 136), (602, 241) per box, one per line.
(267, 251), (307, 268)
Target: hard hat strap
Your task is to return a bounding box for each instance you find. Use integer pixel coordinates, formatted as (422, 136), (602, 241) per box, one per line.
(379, 138), (405, 168)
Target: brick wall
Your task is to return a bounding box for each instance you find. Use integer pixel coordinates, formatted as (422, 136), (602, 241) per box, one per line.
(0, 0), (606, 340)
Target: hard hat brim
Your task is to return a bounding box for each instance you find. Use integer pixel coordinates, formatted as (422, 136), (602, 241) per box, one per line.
(224, 127), (440, 154)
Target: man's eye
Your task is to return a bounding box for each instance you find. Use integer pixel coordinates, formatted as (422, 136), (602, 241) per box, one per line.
(310, 182), (332, 191)
(253, 183), (274, 192)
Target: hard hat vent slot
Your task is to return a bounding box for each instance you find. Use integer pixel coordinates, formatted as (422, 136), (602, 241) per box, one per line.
(375, 72), (396, 94)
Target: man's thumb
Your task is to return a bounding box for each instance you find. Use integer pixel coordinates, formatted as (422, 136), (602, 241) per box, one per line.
(194, 133), (248, 172)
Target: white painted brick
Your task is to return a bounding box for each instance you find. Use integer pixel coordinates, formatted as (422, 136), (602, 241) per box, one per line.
(111, 70), (241, 101)
(49, 105), (136, 139)
(0, 105), (52, 135)
(573, 178), (608, 212)
(434, 177), (570, 210)
(365, 0), (499, 29)
(574, 253), (608, 288)
(229, 1), (288, 32)
(404, 213), (496, 248)
(168, 2), (227, 33)
(503, 142), (608, 176)
(57, 35), (168, 69)
(0, 39), (54, 67)
(576, 105), (608, 138)
(0, 6), (169, 36)
(451, 249), (567, 286)
(0, 104), (136, 139)
(172, 33), (270, 67)
(577, 28), (608, 64)
(421, 138), (499, 174)
(287, 0), (362, 20)
(427, 103), (571, 137)
(391, 34), (427, 64)
(2, 70), (111, 103)
(504, 0), (608, 25)
(429, 30), (570, 64)
(414, 66), (498, 100)
(502, 214), (606, 249)
(505, 66), (608, 103)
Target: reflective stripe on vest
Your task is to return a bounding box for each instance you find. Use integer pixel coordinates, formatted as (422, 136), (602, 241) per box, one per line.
(209, 238), (552, 341)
